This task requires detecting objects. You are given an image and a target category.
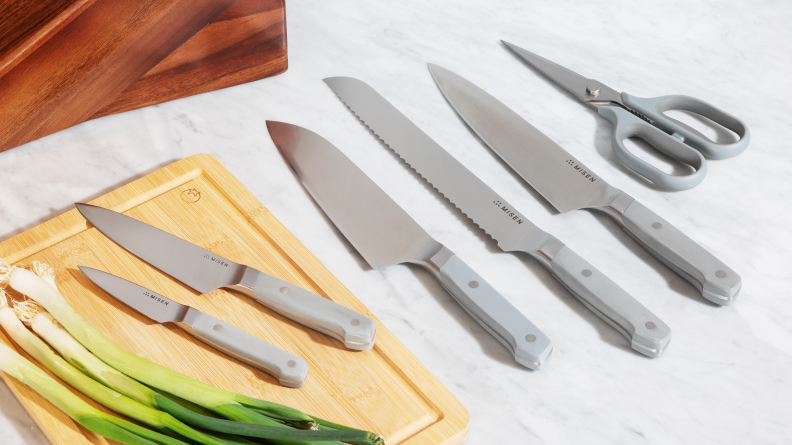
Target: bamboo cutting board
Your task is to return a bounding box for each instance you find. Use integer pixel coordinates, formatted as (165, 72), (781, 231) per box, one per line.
(0, 154), (469, 445)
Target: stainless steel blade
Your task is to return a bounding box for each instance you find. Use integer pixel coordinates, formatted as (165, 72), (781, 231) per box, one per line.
(324, 76), (550, 252)
(501, 41), (623, 107)
(76, 204), (245, 294)
(428, 63), (616, 213)
(267, 121), (442, 269)
(79, 266), (188, 324)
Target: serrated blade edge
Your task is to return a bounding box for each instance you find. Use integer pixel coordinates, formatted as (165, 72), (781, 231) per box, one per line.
(324, 76), (550, 252)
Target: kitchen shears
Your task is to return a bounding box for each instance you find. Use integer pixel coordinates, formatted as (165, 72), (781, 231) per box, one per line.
(503, 41), (750, 191)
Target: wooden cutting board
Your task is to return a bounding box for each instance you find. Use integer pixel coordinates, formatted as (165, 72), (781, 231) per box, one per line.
(0, 154), (469, 445)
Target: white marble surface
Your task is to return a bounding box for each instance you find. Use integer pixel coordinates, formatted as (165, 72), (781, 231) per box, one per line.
(1, 0), (791, 443)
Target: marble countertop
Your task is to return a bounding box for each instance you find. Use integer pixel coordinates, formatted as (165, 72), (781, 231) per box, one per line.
(2, 0), (791, 443)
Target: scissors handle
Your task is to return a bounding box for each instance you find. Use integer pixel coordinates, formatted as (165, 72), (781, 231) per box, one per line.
(598, 106), (706, 191)
(622, 93), (750, 160)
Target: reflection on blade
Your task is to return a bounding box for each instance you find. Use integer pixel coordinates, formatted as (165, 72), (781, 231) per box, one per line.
(76, 204), (244, 294)
(428, 63), (611, 213)
(266, 121), (442, 269)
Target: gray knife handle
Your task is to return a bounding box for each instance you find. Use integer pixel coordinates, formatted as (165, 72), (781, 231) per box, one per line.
(177, 307), (308, 387)
(430, 254), (553, 370)
(549, 245), (671, 358)
(620, 200), (741, 305)
(232, 268), (376, 350)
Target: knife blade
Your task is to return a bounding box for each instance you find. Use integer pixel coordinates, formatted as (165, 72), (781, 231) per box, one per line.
(75, 203), (376, 350)
(324, 76), (672, 358)
(78, 266), (308, 387)
(428, 64), (741, 305)
(267, 120), (553, 369)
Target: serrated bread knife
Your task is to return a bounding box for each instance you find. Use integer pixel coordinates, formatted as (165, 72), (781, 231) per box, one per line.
(75, 203), (376, 351)
(267, 121), (553, 370)
(427, 64), (740, 305)
(324, 76), (671, 358)
(78, 266), (308, 387)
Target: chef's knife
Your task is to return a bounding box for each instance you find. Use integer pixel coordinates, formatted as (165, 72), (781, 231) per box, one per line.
(267, 121), (553, 370)
(78, 266), (308, 387)
(75, 203), (376, 350)
(428, 64), (740, 305)
(324, 77), (671, 358)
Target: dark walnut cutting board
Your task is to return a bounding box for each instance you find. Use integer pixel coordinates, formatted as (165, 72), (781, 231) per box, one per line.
(0, 154), (469, 445)
(0, 0), (287, 153)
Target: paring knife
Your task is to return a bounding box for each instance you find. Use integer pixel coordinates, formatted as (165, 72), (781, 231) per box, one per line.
(75, 203), (376, 350)
(78, 266), (308, 387)
(324, 77), (672, 358)
(267, 121), (553, 370)
(427, 64), (741, 305)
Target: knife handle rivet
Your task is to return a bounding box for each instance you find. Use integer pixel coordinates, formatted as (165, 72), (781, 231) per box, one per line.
(287, 360), (296, 368)
(525, 334), (537, 343)
(715, 270), (727, 278)
(581, 269), (592, 277)
(350, 319), (360, 326)
(645, 322), (656, 330)
(213, 324), (223, 332)
(280, 286), (290, 294)
(468, 281), (480, 289)
(652, 222), (663, 229)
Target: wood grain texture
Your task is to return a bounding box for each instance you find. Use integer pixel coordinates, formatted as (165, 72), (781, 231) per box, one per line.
(0, 0), (98, 78)
(0, 0), (240, 153)
(0, 154), (469, 445)
(92, 0), (287, 119)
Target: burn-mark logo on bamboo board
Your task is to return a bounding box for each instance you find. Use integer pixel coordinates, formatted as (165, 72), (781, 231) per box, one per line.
(180, 188), (201, 203)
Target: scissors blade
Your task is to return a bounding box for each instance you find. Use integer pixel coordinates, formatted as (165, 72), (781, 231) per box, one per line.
(502, 41), (623, 107)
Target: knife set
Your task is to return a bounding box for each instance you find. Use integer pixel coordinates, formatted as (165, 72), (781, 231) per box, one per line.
(74, 203), (376, 388)
(263, 43), (742, 371)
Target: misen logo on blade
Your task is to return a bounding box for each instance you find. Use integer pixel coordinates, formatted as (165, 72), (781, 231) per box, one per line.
(143, 291), (170, 306)
(493, 200), (524, 225)
(565, 159), (597, 183)
(204, 254), (229, 267)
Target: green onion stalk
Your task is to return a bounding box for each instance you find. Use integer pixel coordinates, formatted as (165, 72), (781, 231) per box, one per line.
(0, 306), (244, 445)
(0, 261), (384, 445)
(0, 341), (191, 445)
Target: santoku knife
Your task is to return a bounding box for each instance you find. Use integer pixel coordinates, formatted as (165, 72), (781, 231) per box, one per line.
(75, 203), (376, 350)
(427, 64), (740, 305)
(267, 121), (553, 370)
(79, 266), (308, 387)
(324, 77), (671, 358)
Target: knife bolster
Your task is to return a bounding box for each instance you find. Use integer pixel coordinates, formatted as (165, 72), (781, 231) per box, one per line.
(590, 188), (636, 224)
(413, 244), (455, 279)
(526, 235), (565, 272)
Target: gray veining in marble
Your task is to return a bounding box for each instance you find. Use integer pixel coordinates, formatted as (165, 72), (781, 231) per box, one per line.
(1, 0), (791, 444)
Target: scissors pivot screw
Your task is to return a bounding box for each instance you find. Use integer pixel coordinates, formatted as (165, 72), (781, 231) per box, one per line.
(586, 83), (601, 97)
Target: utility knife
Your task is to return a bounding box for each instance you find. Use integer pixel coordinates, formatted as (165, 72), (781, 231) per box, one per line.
(79, 266), (308, 387)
